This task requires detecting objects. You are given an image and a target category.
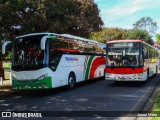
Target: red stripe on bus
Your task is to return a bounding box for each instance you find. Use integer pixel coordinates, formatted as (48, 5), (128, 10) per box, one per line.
(105, 67), (148, 74)
(89, 57), (106, 79)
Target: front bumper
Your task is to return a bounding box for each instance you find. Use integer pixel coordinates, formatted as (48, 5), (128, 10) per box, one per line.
(12, 77), (52, 90)
(105, 73), (145, 81)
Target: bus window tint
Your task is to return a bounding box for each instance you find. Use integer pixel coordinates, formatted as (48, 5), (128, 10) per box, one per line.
(12, 35), (45, 71)
(143, 44), (159, 64)
(107, 42), (140, 67)
(49, 38), (66, 71)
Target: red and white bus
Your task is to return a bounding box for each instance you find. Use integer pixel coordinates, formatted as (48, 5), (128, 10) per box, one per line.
(105, 40), (159, 82)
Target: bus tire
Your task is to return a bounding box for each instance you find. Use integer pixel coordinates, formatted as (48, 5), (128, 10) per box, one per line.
(68, 73), (76, 89)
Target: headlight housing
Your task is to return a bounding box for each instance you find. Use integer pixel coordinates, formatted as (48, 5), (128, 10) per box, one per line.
(134, 73), (143, 77)
(37, 73), (48, 80)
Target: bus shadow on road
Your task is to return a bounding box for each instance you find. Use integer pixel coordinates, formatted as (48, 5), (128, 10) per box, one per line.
(13, 77), (104, 97)
(111, 81), (148, 87)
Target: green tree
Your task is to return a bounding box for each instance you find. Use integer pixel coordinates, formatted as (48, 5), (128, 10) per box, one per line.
(156, 34), (160, 44)
(90, 28), (128, 43)
(128, 29), (153, 45)
(0, 0), (48, 36)
(0, 0), (103, 38)
(133, 17), (158, 36)
(44, 0), (103, 37)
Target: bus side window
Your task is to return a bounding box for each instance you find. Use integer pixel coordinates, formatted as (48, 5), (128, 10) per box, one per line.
(143, 49), (148, 59)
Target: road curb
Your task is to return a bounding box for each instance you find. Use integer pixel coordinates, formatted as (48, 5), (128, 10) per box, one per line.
(0, 87), (25, 97)
(142, 82), (160, 111)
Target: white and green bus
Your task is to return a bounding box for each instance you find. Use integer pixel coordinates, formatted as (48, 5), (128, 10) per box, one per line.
(2, 33), (106, 90)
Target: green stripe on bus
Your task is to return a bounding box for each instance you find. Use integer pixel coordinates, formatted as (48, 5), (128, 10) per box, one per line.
(49, 36), (56, 39)
(85, 56), (94, 80)
(12, 77), (52, 90)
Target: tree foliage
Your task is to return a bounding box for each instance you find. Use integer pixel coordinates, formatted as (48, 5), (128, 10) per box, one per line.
(133, 17), (158, 36)
(156, 34), (160, 44)
(128, 29), (153, 45)
(0, 0), (103, 38)
(90, 28), (128, 43)
(90, 28), (153, 45)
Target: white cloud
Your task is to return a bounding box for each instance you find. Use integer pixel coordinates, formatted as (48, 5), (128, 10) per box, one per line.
(133, 0), (146, 4)
(98, 0), (160, 27)
(103, 5), (143, 22)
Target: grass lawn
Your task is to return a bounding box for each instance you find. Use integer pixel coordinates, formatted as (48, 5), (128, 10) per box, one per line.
(151, 93), (160, 120)
(3, 62), (11, 69)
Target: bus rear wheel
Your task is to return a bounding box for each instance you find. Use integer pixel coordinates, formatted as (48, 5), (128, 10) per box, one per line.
(68, 73), (76, 89)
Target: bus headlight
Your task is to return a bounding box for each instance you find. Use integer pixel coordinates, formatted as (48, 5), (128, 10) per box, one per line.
(134, 73), (143, 77)
(37, 73), (48, 80)
(12, 76), (16, 80)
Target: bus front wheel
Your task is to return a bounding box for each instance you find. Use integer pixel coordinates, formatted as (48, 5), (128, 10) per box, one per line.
(68, 73), (76, 89)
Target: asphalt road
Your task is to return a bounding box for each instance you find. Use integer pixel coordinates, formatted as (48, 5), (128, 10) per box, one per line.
(0, 72), (160, 120)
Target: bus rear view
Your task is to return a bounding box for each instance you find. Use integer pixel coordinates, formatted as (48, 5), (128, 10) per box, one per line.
(105, 40), (158, 82)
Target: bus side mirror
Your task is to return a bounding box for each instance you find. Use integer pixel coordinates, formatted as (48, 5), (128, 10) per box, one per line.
(2, 41), (13, 54)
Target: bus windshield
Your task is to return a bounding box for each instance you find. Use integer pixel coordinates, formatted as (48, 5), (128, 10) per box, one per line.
(12, 35), (45, 71)
(107, 42), (143, 67)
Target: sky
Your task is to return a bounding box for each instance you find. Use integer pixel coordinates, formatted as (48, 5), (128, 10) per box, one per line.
(94, 0), (160, 40)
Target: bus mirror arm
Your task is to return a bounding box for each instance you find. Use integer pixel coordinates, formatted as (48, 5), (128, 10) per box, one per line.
(2, 41), (13, 54)
(41, 36), (56, 50)
(41, 36), (48, 50)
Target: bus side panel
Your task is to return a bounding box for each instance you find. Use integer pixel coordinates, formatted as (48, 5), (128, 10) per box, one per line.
(88, 56), (106, 79)
(142, 71), (148, 81)
(57, 55), (106, 86)
(148, 63), (158, 77)
(58, 55), (86, 85)
(50, 68), (60, 88)
(83, 55), (106, 80)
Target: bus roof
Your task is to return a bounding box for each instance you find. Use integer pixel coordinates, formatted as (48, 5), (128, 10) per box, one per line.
(15, 32), (104, 46)
(107, 40), (142, 44)
(16, 32), (59, 39)
(60, 34), (98, 43)
(16, 32), (98, 43)
(107, 39), (159, 52)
